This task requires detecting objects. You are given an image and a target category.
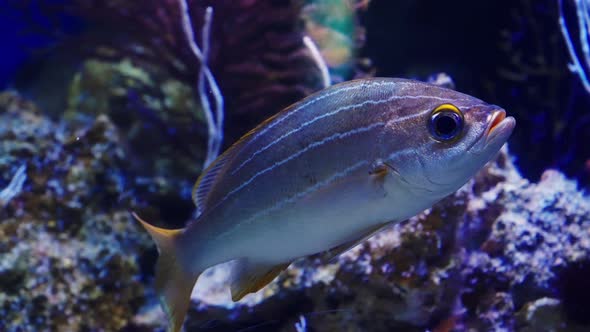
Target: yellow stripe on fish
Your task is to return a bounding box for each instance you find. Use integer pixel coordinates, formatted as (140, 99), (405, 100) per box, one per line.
(136, 77), (515, 332)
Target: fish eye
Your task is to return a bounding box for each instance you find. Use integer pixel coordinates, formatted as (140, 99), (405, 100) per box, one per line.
(428, 104), (464, 142)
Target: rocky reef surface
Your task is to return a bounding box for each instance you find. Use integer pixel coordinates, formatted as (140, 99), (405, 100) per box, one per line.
(0, 91), (154, 331)
(1, 91), (590, 331)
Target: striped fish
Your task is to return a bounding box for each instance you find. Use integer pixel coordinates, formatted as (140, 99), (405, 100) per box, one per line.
(136, 77), (515, 332)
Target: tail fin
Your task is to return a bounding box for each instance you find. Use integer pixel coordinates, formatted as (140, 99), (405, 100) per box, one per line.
(133, 212), (200, 332)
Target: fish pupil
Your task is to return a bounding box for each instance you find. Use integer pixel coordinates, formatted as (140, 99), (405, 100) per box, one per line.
(430, 110), (463, 141)
(436, 114), (457, 135)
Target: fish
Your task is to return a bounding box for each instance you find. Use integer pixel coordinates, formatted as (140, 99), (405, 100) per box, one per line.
(135, 77), (515, 332)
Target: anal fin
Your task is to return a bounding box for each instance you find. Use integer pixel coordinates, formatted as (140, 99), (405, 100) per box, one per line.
(230, 261), (291, 302)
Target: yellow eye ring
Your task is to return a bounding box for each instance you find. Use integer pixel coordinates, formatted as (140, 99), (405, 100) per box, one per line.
(432, 103), (463, 118)
(429, 104), (464, 141)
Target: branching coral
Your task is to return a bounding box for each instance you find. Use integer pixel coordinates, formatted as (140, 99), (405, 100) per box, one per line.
(178, 0), (224, 167)
(303, 35), (332, 88)
(558, 0), (590, 93)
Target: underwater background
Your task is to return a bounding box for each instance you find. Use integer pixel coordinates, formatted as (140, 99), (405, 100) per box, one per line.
(0, 0), (589, 331)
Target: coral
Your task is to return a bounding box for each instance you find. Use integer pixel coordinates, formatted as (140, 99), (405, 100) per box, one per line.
(178, 1), (224, 168)
(65, 58), (206, 209)
(559, 0), (590, 93)
(0, 92), (153, 331)
(302, 0), (359, 82)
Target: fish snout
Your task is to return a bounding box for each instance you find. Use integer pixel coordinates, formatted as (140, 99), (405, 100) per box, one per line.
(485, 109), (515, 145)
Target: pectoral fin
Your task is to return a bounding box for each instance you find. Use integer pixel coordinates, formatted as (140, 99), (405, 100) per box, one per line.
(324, 222), (391, 261)
(230, 261), (291, 302)
(369, 159), (389, 182)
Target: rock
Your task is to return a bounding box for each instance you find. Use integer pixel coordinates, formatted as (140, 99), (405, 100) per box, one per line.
(0, 92), (153, 331)
(64, 58), (206, 228)
(516, 297), (563, 332)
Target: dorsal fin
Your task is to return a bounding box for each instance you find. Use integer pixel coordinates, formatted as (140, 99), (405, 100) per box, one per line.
(192, 153), (231, 217)
(192, 107), (287, 217)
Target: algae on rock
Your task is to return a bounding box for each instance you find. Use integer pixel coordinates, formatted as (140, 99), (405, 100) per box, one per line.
(0, 92), (152, 331)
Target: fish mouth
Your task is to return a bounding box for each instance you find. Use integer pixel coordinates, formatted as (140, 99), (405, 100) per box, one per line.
(485, 109), (515, 145)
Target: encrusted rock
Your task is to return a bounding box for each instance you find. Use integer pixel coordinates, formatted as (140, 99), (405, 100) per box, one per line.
(0, 92), (152, 331)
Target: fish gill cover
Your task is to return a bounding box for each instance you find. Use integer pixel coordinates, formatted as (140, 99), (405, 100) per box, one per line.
(0, 0), (588, 331)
